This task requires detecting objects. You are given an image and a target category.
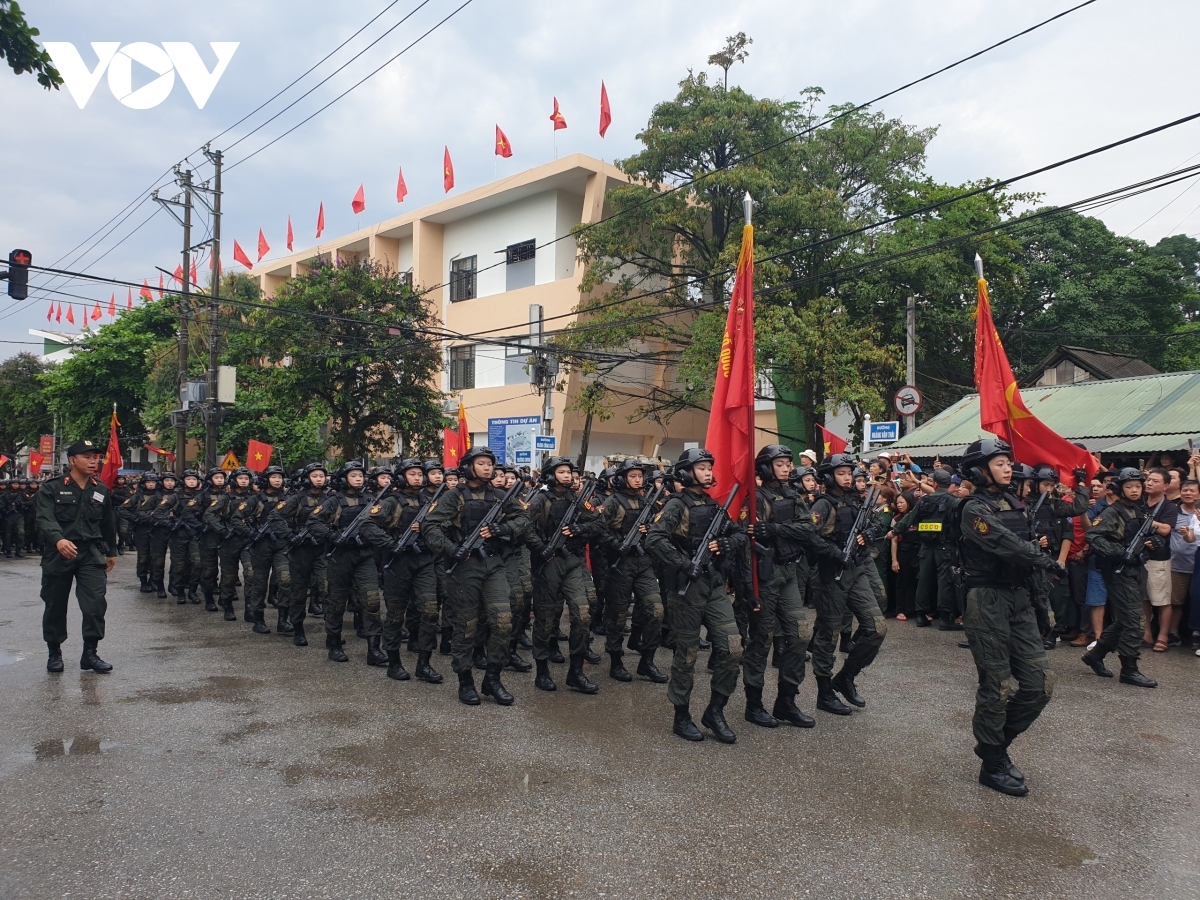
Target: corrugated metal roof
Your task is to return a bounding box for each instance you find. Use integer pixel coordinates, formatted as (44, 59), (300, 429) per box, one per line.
(890, 371), (1200, 457)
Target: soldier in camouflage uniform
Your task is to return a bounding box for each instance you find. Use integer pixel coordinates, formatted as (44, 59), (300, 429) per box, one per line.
(203, 468), (261, 622)
(421, 446), (527, 707)
(247, 466), (293, 636)
(198, 468), (226, 611)
(122, 472), (161, 594)
(158, 470), (204, 604)
(646, 448), (750, 744)
(957, 438), (1065, 797)
(267, 463), (328, 647)
(1083, 467), (1161, 689)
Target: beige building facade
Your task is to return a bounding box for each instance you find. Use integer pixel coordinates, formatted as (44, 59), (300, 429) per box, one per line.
(254, 154), (781, 469)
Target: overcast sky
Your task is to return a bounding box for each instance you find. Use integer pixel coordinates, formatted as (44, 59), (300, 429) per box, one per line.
(2, 0), (1199, 358)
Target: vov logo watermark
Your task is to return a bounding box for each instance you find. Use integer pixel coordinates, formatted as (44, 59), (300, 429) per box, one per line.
(43, 42), (239, 110)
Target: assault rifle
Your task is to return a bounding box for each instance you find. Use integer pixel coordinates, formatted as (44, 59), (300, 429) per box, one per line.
(677, 486), (739, 597)
(540, 479), (598, 561)
(835, 484), (879, 582)
(328, 484), (393, 555)
(384, 483), (446, 571)
(610, 479), (666, 566)
(1116, 497), (1165, 574)
(445, 479), (523, 574)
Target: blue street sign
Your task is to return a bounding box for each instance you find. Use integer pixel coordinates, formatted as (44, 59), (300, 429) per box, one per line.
(868, 421), (900, 443)
(534, 435), (557, 451)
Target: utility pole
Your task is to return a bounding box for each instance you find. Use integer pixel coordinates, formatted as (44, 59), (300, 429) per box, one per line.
(202, 145), (223, 470)
(177, 168), (192, 477)
(905, 294), (916, 435)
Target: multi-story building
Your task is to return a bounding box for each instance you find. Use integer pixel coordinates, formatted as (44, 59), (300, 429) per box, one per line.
(254, 153), (780, 469)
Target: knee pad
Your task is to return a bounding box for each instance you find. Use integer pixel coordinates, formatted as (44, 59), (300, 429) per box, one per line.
(1041, 667), (1056, 701)
(495, 611), (513, 632)
(577, 604), (590, 623)
(684, 646), (699, 668)
(797, 620), (814, 643)
(725, 631), (744, 660)
(651, 603), (664, 624)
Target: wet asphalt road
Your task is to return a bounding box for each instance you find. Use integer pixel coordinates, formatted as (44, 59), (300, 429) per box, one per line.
(0, 556), (1197, 899)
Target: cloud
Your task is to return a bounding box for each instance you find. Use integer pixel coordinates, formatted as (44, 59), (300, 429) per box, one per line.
(2, 0), (1198, 355)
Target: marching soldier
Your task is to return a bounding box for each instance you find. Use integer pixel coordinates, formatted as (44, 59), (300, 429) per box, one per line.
(744, 445), (818, 728)
(1083, 467), (1161, 689)
(122, 471), (160, 594)
(809, 453), (887, 716)
(1028, 463), (1088, 648)
(421, 446), (528, 707)
(203, 467), (261, 622)
(158, 470), (204, 604)
(956, 438), (1064, 796)
(268, 462), (328, 647)
(35, 440), (118, 674)
(198, 468), (227, 611)
(147, 473), (176, 598)
(306, 462), (387, 666)
(646, 448), (749, 744)
(111, 475), (131, 555)
(600, 459), (668, 684)
(248, 466), (293, 635)
(525, 455), (603, 695)
(3, 478), (26, 558)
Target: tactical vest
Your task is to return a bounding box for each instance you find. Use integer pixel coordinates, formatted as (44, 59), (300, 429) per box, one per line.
(683, 491), (718, 554)
(333, 491), (364, 527)
(613, 491), (644, 538)
(761, 484), (805, 562)
(917, 491), (954, 545)
(818, 490), (858, 545)
(388, 490), (424, 533)
(296, 490), (324, 525)
(458, 484), (498, 538)
(226, 490), (260, 526)
(959, 491), (1033, 587)
(177, 488), (204, 524)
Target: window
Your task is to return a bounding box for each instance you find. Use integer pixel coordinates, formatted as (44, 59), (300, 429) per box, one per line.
(449, 345), (475, 390)
(399, 270), (413, 290)
(505, 239), (535, 291)
(450, 255), (477, 302)
(505, 338), (532, 357)
(505, 239), (536, 264)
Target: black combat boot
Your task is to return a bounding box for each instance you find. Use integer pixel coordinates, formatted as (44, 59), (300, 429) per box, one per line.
(515, 625), (532, 650)
(439, 626), (453, 655)
(174, 589), (187, 605)
(155, 581), (167, 598)
(1081, 649), (1113, 677)
(673, 704), (703, 741)
(976, 743), (1028, 797)
(365, 635), (387, 666)
(816, 676), (851, 716)
(566, 655), (599, 694)
(700, 692), (737, 744)
(637, 650), (668, 683)
(292, 621), (308, 647)
(608, 652), (632, 682)
(472, 646), (489, 671)
(458, 670), (481, 705)
(938, 616), (963, 632)
(275, 608), (294, 634)
(139, 575), (153, 594)
(308, 595), (323, 617)
(252, 611), (271, 635)
(838, 630), (855, 654)
(243, 603), (253, 623)
(407, 633), (419, 653)
(1118, 656), (1157, 688)
(203, 590), (218, 612)
(506, 638), (532, 672)
(627, 623), (642, 653)
(481, 665), (514, 705)
(188, 587), (201, 604)
(222, 600), (237, 622)
(591, 618), (606, 636)
(548, 639), (565, 665)
(772, 682), (815, 728)
(386, 649), (410, 681)
(583, 636), (601, 665)
(353, 610), (366, 639)
(831, 669), (866, 708)
(326, 635), (348, 663)
(534, 658), (556, 692)
(79, 641), (113, 674)
(46, 642), (64, 673)
(414, 651), (444, 684)
(999, 742), (1025, 784)
(743, 685), (778, 728)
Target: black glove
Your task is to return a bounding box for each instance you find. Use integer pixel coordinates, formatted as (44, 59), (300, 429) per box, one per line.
(1073, 468), (1088, 486)
(1049, 561), (1068, 580)
(756, 522), (780, 541)
(716, 536), (737, 558)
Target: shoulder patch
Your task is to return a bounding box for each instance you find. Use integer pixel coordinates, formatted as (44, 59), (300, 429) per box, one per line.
(653, 512), (663, 523)
(237, 502), (246, 511)
(370, 505), (381, 514)
(973, 516), (989, 535)
(811, 512), (820, 524)
(1091, 516), (1102, 527)
(277, 501), (286, 510)
(160, 498), (170, 505)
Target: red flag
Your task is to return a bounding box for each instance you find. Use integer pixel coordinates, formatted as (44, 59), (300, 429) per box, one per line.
(396, 168), (408, 202)
(173, 265), (183, 285)
(91, 301), (102, 321)
(140, 279), (152, 300)
(443, 147), (455, 193)
(46, 301), (53, 321)
(974, 261), (1098, 487)
(107, 293), (116, 318)
(704, 219), (756, 523)
(55, 303), (62, 323)
(316, 202), (325, 239)
(127, 288), (133, 309)
(351, 184), (365, 215)
(599, 81), (612, 137)
(99, 409), (122, 488)
(158, 272), (164, 298)
(66, 304), (75, 325)
(144, 443), (175, 463)
(442, 428), (464, 470)
(257, 229), (270, 261)
(0, 455), (7, 470)
(28, 451), (45, 476)
(246, 439), (273, 472)
(286, 216), (294, 252)
(233, 239), (254, 270)
(457, 400), (470, 451)
(550, 97), (568, 130)
(190, 259), (199, 286)
(495, 125), (513, 158)
(817, 424), (849, 457)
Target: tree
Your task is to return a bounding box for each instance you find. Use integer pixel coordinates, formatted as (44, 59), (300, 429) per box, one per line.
(41, 302), (178, 445)
(228, 260), (443, 461)
(0, 1), (61, 89)
(708, 32), (752, 91)
(0, 352), (49, 457)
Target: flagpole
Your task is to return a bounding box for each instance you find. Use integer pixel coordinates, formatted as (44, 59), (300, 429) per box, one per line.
(744, 191), (759, 595)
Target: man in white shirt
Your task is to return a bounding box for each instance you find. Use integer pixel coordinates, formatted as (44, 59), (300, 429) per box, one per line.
(1167, 479), (1199, 650)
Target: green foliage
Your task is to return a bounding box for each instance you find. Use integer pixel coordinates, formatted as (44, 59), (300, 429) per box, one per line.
(0, 1), (61, 89)
(224, 260), (443, 461)
(40, 302), (177, 445)
(0, 352), (50, 456)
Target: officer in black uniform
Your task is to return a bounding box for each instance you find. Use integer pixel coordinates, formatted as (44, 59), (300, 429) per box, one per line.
(198, 468), (227, 611)
(957, 438), (1064, 797)
(121, 471), (160, 594)
(1027, 464), (1088, 649)
(895, 467), (960, 629)
(147, 472), (176, 598)
(111, 475), (131, 555)
(269, 462), (329, 646)
(744, 444), (819, 728)
(203, 467), (261, 622)
(248, 465), (293, 635)
(35, 440), (118, 674)
(160, 469), (204, 604)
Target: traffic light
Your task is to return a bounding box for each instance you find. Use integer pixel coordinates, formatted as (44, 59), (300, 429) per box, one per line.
(5, 249), (31, 300)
